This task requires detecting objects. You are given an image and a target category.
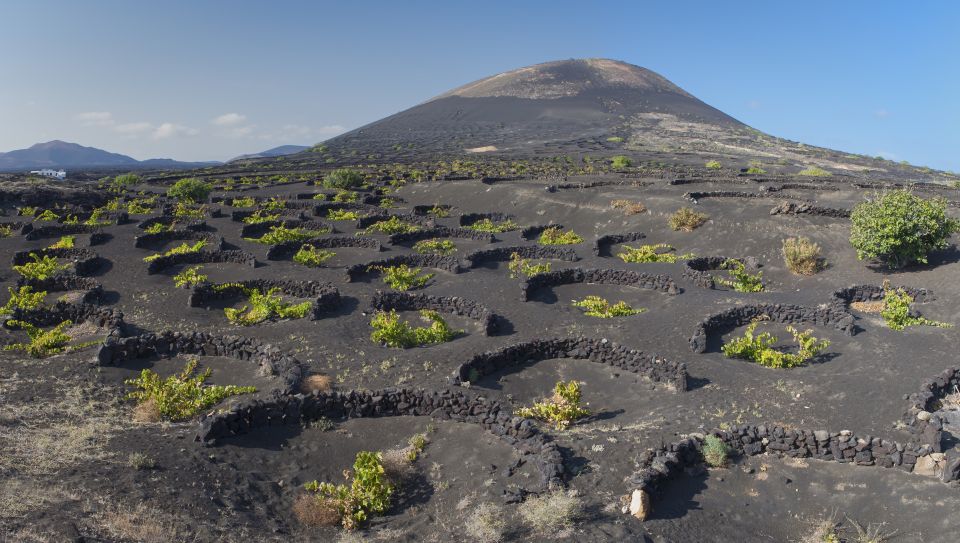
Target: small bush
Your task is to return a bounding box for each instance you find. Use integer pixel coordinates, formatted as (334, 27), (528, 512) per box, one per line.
(618, 243), (694, 263)
(715, 259), (764, 292)
(0, 224), (12, 237)
(172, 266), (207, 288)
(49, 235), (75, 249)
(323, 168), (364, 189)
(369, 309), (460, 348)
(224, 287), (312, 326)
(508, 252), (551, 278)
(128, 452), (156, 470)
(516, 380), (589, 430)
(746, 161), (767, 174)
(144, 222), (170, 234)
(705, 160), (722, 170)
(110, 173), (141, 192)
(464, 502), (508, 543)
(427, 205), (449, 218)
(702, 435), (730, 467)
(363, 216), (420, 235)
(241, 209), (280, 224)
(538, 226), (583, 245)
(783, 237), (823, 275)
(172, 202), (207, 218)
(35, 209), (60, 222)
(3, 319), (85, 358)
(311, 193), (327, 201)
(143, 240), (206, 262)
(328, 209), (361, 221)
(880, 284), (951, 331)
(126, 200), (153, 215)
(13, 253), (70, 280)
(332, 190), (360, 203)
(125, 358), (256, 421)
(517, 489), (582, 535)
(302, 451), (393, 530)
(572, 296), (644, 318)
(245, 225), (329, 244)
(465, 218), (518, 233)
(292, 494), (341, 527)
(372, 264), (433, 291)
(668, 207), (709, 231)
(230, 197), (256, 208)
(610, 199), (646, 215)
(0, 286), (47, 315)
(293, 244), (335, 267)
(721, 320), (830, 368)
(167, 178), (212, 203)
(413, 239), (456, 255)
(606, 136), (624, 143)
(850, 190), (958, 269)
(610, 155), (632, 169)
(798, 166), (831, 177)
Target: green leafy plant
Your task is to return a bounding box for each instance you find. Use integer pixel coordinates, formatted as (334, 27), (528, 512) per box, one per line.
(242, 209), (281, 224)
(427, 205), (449, 218)
(538, 226), (583, 245)
(18, 206), (38, 217)
(369, 309), (460, 348)
(610, 155), (632, 169)
(145, 222), (171, 234)
(173, 202), (208, 218)
(465, 218), (518, 233)
(328, 209), (361, 221)
(110, 173), (141, 192)
(797, 166), (831, 177)
(125, 357), (256, 421)
(35, 209), (60, 222)
(311, 193), (327, 201)
(13, 253), (70, 280)
(245, 225), (329, 244)
(172, 266), (207, 288)
(230, 197), (256, 208)
(294, 244), (336, 267)
(715, 259), (764, 292)
(606, 136), (624, 143)
(262, 197), (286, 211)
(0, 286), (47, 315)
(572, 296), (644, 318)
(721, 320), (830, 368)
(323, 168), (364, 189)
(84, 208), (112, 226)
(880, 284), (952, 331)
(0, 224), (12, 237)
(702, 435), (730, 467)
(302, 451), (393, 530)
(143, 240), (206, 262)
(126, 199), (153, 215)
(372, 264), (433, 290)
(167, 178), (212, 203)
(783, 237), (823, 275)
(3, 320), (96, 358)
(515, 380), (590, 430)
(49, 235), (75, 249)
(379, 198), (395, 209)
(705, 160), (722, 170)
(224, 287), (312, 326)
(413, 239), (455, 255)
(618, 243), (694, 263)
(333, 190), (360, 203)
(363, 216), (420, 235)
(850, 190), (958, 269)
(668, 207), (709, 231)
(746, 161), (767, 174)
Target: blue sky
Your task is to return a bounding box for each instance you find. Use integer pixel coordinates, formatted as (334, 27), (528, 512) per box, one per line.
(1, 1), (957, 169)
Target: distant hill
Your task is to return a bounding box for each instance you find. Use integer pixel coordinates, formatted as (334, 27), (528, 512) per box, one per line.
(0, 140), (220, 171)
(228, 145), (309, 163)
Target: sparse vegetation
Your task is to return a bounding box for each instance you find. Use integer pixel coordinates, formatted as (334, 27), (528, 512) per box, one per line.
(301, 451), (393, 530)
(172, 266), (207, 288)
(363, 216), (420, 235)
(142, 240), (207, 262)
(538, 226), (583, 245)
(516, 380), (589, 430)
(508, 252), (551, 278)
(783, 237), (823, 275)
(618, 243), (694, 263)
(125, 357), (256, 421)
(242, 209), (281, 224)
(245, 225), (329, 244)
(369, 309), (460, 348)
(413, 238), (456, 255)
(464, 502), (508, 543)
(517, 489), (583, 535)
(721, 320), (830, 368)
(167, 178), (212, 203)
(372, 264), (434, 290)
(572, 296), (644, 318)
(715, 259), (764, 292)
(224, 287), (312, 326)
(746, 160), (767, 174)
(328, 209), (361, 221)
(13, 253), (70, 280)
(293, 244), (336, 267)
(702, 435), (730, 467)
(4, 319), (98, 358)
(668, 207), (709, 231)
(465, 218), (518, 233)
(880, 283), (951, 331)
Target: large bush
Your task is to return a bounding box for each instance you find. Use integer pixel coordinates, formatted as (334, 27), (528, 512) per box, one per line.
(323, 168), (364, 189)
(167, 177), (212, 203)
(850, 190), (958, 269)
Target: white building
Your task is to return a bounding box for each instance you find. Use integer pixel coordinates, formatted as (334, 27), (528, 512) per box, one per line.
(29, 169), (67, 180)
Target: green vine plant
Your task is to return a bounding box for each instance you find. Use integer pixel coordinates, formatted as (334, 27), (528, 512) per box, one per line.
(224, 287), (312, 326)
(715, 259), (764, 292)
(721, 320), (830, 368)
(143, 240), (207, 262)
(328, 209), (361, 221)
(0, 286), (47, 316)
(572, 296), (644, 318)
(294, 245), (336, 267)
(880, 283), (952, 331)
(413, 239), (456, 255)
(4, 319), (99, 358)
(230, 197), (256, 208)
(371, 264), (434, 291)
(172, 266), (208, 288)
(333, 190), (360, 203)
(145, 222), (173, 234)
(173, 202), (208, 218)
(538, 226), (583, 245)
(362, 216), (420, 235)
(124, 357), (256, 421)
(242, 209), (281, 224)
(369, 309), (460, 348)
(48, 235), (75, 249)
(465, 218), (518, 233)
(245, 225), (330, 244)
(35, 209), (60, 222)
(13, 253), (70, 280)
(515, 380), (590, 430)
(508, 252), (551, 278)
(617, 243), (695, 263)
(126, 199), (153, 215)
(301, 451), (393, 530)
(427, 205), (449, 218)
(0, 224), (12, 237)
(84, 208), (113, 226)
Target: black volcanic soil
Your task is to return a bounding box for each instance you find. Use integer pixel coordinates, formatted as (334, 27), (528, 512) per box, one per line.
(2, 170), (960, 542)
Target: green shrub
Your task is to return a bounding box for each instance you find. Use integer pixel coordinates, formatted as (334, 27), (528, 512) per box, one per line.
(797, 166), (831, 177)
(427, 205), (449, 218)
(715, 259), (764, 292)
(850, 190), (958, 269)
(35, 209), (60, 222)
(294, 244), (336, 267)
(880, 284), (952, 331)
(369, 309), (460, 348)
(363, 216), (420, 235)
(702, 435), (730, 467)
(3, 320), (97, 358)
(618, 243), (694, 263)
(332, 190), (359, 203)
(230, 197), (256, 208)
(126, 199), (153, 215)
(49, 235), (75, 249)
(145, 222), (171, 234)
(245, 225), (329, 244)
(323, 168), (364, 189)
(172, 266), (207, 288)
(262, 197), (286, 211)
(705, 160), (722, 170)
(18, 206), (38, 217)
(413, 239), (456, 255)
(13, 253), (70, 280)
(302, 451), (393, 530)
(125, 357), (256, 421)
(516, 380), (589, 430)
(109, 173), (141, 192)
(465, 218), (518, 233)
(0, 224), (12, 237)
(379, 198), (395, 209)
(0, 286), (47, 315)
(328, 209), (361, 221)
(783, 237), (823, 275)
(242, 209), (280, 224)
(167, 178), (212, 203)
(746, 161), (766, 174)
(721, 320), (830, 368)
(372, 264), (433, 290)
(224, 287), (312, 326)
(143, 240), (206, 262)
(572, 296), (644, 318)
(311, 193), (327, 201)
(173, 202), (207, 218)
(668, 207), (709, 231)
(538, 226), (583, 245)
(508, 252), (551, 278)
(610, 155), (632, 169)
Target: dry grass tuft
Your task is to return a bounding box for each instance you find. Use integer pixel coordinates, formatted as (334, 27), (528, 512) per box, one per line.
(668, 207), (708, 231)
(381, 448), (416, 483)
(132, 397), (161, 423)
(300, 373), (333, 394)
(464, 501), (508, 543)
(610, 199), (647, 215)
(97, 502), (193, 543)
(850, 300), (884, 314)
(518, 489), (583, 535)
(782, 237), (823, 275)
(292, 494), (341, 527)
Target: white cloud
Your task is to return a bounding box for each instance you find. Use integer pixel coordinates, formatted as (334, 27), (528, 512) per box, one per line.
(213, 113), (247, 126)
(114, 122), (153, 134)
(153, 123), (198, 139)
(75, 111), (114, 126)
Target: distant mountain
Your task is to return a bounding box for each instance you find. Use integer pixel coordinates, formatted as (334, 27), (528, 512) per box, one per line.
(228, 145), (310, 162)
(0, 140), (221, 171)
